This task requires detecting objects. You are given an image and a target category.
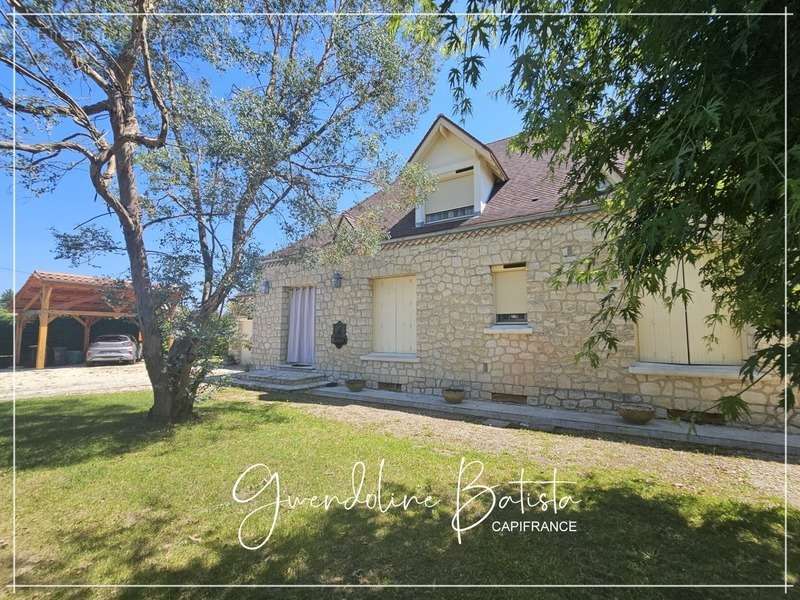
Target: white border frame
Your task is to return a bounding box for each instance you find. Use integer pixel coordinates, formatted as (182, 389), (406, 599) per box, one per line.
(6, 7), (794, 594)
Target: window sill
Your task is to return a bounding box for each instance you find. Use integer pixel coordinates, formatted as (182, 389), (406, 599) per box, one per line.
(628, 361), (743, 380)
(484, 324), (535, 335)
(360, 352), (419, 363)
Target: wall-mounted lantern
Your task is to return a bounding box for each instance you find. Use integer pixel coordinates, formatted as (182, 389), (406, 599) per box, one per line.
(261, 280), (271, 294)
(332, 272), (343, 288)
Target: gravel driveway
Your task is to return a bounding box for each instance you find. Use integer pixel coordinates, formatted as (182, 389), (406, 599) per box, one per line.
(0, 363), (242, 401)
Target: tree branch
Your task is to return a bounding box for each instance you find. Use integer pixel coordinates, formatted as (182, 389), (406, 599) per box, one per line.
(0, 137), (95, 161)
(8, 1), (111, 89)
(0, 91), (108, 119)
(138, 1), (169, 148)
(0, 53), (108, 143)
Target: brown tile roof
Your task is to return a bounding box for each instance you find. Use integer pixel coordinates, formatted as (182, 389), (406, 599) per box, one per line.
(268, 130), (586, 259)
(31, 271), (132, 287)
(13, 271), (137, 315)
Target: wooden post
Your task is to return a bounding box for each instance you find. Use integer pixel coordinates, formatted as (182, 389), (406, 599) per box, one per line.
(35, 286), (52, 369)
(14, 315), (26, 366)
(82, 317), (96, 354)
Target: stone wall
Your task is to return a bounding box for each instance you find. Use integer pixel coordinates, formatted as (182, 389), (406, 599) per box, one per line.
(252, 213), (794, 432)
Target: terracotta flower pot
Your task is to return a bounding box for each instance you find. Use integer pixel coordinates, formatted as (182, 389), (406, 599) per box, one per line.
(617, 403), (656, 425)
(442, 388), (466, 404)
(345, 379), (366, 392)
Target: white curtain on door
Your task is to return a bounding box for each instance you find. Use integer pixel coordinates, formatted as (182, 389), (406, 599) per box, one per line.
(287, 287), (315, 365)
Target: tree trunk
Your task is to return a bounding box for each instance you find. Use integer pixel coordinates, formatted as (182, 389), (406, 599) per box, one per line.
(151, 366), (196, 422)
(106, 83), (187, 423)
(162, 336), (200, 422)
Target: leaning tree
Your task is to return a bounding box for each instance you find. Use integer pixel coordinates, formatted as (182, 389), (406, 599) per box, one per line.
(2, 0), (436, 422)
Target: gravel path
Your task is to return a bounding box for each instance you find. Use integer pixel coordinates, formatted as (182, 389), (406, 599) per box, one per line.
(0, 363), (242, 401)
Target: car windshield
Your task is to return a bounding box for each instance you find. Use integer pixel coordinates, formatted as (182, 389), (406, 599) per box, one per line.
(95, 335), (130, 343)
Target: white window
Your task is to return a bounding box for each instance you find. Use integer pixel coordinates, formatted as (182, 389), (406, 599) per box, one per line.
(425, 170), (474, 222)
(492, 263), (527, 323)
(372, 275), (417, 354)
(637, 261), (744, 365)
(426, 205), (473, 224)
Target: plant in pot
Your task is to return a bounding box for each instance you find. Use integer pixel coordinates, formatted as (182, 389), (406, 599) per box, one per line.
(442, 381), (466, 404)
(617, 403), (656, 425)
(345, 378), (366, 392)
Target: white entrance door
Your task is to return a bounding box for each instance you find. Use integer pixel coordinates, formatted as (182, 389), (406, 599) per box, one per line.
(287, 287), (315, 365)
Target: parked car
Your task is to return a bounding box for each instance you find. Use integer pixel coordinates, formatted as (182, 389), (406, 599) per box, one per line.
(86, 334), (142, 366)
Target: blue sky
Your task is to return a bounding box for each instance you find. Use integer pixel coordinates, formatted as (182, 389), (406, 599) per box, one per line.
(1, 46), (521, 293)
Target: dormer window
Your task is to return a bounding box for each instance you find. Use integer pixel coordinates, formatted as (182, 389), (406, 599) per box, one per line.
(424, 171), (475, 224)
(410, 115), (509, 228)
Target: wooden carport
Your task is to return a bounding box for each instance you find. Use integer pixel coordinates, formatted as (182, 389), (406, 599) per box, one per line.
(13, 271), (138, 369)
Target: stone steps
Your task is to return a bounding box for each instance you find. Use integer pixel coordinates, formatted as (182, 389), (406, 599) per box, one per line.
(230, 377), (333, 393)
(230, 367), (331, 392)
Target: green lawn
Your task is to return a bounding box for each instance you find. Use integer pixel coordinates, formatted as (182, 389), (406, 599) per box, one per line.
(0, 390), (796, 599)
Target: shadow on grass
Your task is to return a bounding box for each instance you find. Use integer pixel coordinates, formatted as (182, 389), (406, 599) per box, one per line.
(23, 476), (796, 600)
(0, 396), (290, 472)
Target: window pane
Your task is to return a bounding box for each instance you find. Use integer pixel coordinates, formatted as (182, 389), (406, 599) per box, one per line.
(496, 313), (527, 323)
(425, 205), (473, 223)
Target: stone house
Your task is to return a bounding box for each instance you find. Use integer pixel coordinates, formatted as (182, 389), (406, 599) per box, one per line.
(252, 115), (791, 431)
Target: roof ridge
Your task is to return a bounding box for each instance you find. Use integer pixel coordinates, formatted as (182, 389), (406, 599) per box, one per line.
(35, 270), (115, 278)
(486, 133), (518, 144)
(31, 271), (133, 285)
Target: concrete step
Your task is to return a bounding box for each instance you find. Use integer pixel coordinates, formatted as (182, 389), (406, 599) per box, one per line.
(230, 373), (332, 393)
(240, 368), (327, 386)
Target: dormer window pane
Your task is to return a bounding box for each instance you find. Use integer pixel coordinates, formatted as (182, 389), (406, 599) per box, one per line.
(425, 205), (473, 224)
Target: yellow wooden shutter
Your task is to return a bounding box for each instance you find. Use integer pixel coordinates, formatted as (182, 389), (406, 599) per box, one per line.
(395, 276), (417, 353)
(492, 267), (527, 315)
(637, 262), (690, 363)
(373, 278), (395, 353)
(372, 276), (416, 353)
(637, 259), (744, 365)
(682, 261), (743, 365)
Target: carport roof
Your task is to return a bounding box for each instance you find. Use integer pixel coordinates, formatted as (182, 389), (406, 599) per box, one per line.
(13, 270), (138, 317)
